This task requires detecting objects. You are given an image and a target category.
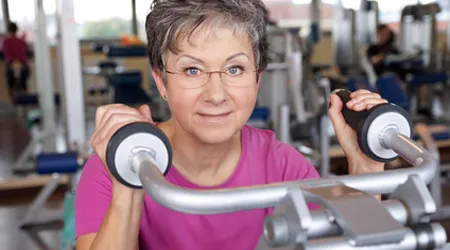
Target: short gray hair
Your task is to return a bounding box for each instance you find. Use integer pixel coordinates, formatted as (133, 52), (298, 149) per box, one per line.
(145, 0), (269, 74)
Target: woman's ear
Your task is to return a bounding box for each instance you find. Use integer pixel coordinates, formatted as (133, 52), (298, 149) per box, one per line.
(256, 71), (264, 86)
(152, 68), (168, 99)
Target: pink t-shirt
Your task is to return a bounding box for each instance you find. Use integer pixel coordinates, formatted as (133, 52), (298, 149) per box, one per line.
(75, 125), (319, 250)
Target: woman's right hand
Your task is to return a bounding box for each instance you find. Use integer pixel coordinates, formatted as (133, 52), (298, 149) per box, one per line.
(90, 104), (153, 186)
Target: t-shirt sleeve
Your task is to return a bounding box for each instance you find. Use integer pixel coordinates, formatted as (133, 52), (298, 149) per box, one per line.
(75, 154), (113, 238)
(275, 141), (321, 210)
(275, 141), (320, 182)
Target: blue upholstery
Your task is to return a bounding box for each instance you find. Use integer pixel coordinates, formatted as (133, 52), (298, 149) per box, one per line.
(250, 107), (270, 121)
(408, 72), (447, 86)
(385, 58), (423, 70)
(376, 75), (411, 111)
(105, 45), (147, 57)
(98, 60), (118, 69)
(113, 85), (151, 104)
(108, 71), (151, 105)
(107, 71), (142, 87)
(347, 76), (376, 92)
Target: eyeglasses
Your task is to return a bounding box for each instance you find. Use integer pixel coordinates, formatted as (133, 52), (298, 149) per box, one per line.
(165, 65), (258, 89)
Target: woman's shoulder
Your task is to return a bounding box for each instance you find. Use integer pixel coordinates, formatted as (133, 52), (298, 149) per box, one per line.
(242, 125), (319, 181)
(78, 154), (112, 189)
(242, 125), (295, 152)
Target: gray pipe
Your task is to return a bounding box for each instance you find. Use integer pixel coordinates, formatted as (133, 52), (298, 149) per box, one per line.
(134, 129), (436, 215)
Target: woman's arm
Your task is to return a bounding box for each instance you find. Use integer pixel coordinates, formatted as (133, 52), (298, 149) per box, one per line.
(370, 52), (385, 65)
(76, 188), (144, 250)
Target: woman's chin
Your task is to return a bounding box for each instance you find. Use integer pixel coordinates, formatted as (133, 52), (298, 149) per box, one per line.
(194, 126), (238, 144)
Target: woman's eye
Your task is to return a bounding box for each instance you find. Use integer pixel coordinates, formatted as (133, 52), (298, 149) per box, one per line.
(227, 66), (243, 75)
(185, 67), (201, 76)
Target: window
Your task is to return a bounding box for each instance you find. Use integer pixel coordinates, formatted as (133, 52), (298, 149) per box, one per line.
(0, 3), (4, 34)
(136, 0), (153, 42)
(8, 0), (56, 44)
(73, 0), (133, 40)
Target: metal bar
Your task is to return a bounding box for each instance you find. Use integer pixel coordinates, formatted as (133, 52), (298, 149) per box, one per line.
(414, 123), (441, 207)
(304, 223), (447, 250)
(135, 130), (436, 214)
(278, 104), (291, 144)
(26, 230), (50, 250)
(1, 0), (10, 32)
(19, 174), (62, 226)
(34, 0), (57, 152)
(307, 200), (407, 239)
(131, 0), (138, 36)
(56, 0), (87, 153)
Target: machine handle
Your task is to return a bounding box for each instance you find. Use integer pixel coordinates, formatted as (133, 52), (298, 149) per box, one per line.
(332, 89), (413, 162)
(332, 89), (371, 133)
(105, 88), (435, 215)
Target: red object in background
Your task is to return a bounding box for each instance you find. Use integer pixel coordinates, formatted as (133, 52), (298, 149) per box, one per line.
(3, 35), (29, 64)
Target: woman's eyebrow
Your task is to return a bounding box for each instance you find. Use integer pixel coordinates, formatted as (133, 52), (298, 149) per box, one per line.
(176, 52), (249, 64)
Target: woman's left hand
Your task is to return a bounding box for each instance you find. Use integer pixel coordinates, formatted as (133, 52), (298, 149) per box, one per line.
(328, 89), (388, 175)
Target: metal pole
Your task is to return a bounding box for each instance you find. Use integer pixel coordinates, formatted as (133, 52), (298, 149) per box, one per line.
(34, 0), (57, 151)
(131, 0), (138, 36)
(1, 0), (10, 32)
(310, 0), (321, 43)
(133, 132), (436, 214)
(279, 104), (291, 144)
(56, 0), (87, 152)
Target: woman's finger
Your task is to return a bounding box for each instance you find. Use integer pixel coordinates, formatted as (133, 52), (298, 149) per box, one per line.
(347, 93), (382, 108)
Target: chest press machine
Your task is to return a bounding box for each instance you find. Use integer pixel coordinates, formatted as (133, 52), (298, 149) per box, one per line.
(104, 89), (449, 249)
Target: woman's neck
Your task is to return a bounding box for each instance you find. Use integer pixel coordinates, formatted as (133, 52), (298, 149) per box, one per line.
(159, 119), (242, 185)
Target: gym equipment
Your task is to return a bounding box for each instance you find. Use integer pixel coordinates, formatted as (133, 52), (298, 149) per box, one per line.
(415, 123), (450, 221)
(107, 71), (152, 106)
(104, 45), (147, 58)
(15, 2), (89, 249)
(105, 89), (449, 249)
(400, 3), (441, 71)
(259, 23), (331, 175)
(19, 171), (81, 250)
(247, 107), (271, 129)
(333, 0), (378, 74)
(36, 152), (79, 175)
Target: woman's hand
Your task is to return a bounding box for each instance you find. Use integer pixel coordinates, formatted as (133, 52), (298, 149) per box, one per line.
(90, 104), (153, 186)
(328, 89), (388, 175)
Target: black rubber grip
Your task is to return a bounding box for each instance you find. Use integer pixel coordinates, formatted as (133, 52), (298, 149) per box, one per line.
(333, 89), (371, 135)
(106, 122), (173, 189)
(331, 89), (413, 162)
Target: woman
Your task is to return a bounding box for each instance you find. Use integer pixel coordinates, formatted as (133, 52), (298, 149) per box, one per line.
(75, 1), (387, 249)
(3, 22), (30, 101)
(366, 24), (399, 76)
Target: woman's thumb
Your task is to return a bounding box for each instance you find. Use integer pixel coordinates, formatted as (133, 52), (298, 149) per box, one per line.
(138, 105), (152, 121)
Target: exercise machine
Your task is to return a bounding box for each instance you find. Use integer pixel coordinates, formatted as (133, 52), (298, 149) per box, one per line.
(333, 0), (378, 76)
(16, 1), (89, 249)
(104, 89), (449, 249)
(260, 18), (331, 174)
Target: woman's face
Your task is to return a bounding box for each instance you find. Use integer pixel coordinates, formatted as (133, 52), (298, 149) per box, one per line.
(376, 27), (390, 45)
(154, 27), (261, 144)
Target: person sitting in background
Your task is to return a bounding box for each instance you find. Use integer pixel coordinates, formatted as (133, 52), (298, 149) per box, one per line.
(365, 24), (399, 76)
(3, 22), (30, 102)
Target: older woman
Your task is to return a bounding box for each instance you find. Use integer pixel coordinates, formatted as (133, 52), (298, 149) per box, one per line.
(75, 1), (387, 249)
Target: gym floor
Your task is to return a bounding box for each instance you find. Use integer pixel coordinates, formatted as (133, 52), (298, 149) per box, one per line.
(0, 112), (449, 249)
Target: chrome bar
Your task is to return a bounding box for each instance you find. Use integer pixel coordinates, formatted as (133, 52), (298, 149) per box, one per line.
(135, 130), (435, 214)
